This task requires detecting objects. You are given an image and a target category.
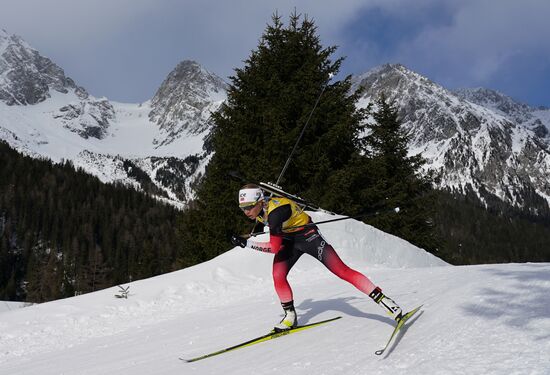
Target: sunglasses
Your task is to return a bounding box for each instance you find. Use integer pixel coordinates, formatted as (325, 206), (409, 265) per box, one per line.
(240, 202), (258, 212)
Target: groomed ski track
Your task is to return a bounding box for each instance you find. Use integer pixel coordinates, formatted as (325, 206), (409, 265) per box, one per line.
(1, 214), (549, 374)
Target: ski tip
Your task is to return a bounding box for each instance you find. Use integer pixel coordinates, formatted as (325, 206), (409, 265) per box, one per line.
(399, 305), (423, 323)
(406, 304), (423, 315)
(374, 349), (384, 356)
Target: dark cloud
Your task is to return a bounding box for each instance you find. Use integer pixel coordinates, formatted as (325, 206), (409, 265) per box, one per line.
(366, 0), (550, 105)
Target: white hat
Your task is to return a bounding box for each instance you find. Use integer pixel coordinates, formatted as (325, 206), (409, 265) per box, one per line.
(238, 187), (263, 208)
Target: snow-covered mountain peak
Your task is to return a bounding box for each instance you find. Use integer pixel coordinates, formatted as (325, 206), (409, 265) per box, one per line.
(1, 28), (30, 53)
(167, 60), (223, 86)
(0, 37), (220, 205)
(0, 28), (117, 140)
(353, 64), (550, 212)
(354, 64), (498, 143)
(351, 64), (437, 96)
(454, 87), (550, 139)
(149, 60), (228, 142)
(0, 28), (89, 106)
(453, 87), (531, 122)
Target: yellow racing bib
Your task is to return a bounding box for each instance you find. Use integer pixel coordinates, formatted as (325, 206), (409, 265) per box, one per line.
(257, 197), (310, 233)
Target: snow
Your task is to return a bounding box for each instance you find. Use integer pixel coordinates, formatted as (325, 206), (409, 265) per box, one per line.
(1, 213), (549, 374)
(531, 108), (550, 136)
(0, 31), (9, 58)
(0, 89), (210, 205)
(0, 301), (30, 313)
(0, 92), (206, 162)
(354, 65), (550, 210)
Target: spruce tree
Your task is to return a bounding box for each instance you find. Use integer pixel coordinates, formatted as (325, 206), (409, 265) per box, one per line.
(178, 12), (365, 263)
(361, 94), (439, 252)
(0, 141), (181, 302)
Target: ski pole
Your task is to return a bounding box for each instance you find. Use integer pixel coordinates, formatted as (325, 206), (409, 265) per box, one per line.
(276, 73), (334, 185)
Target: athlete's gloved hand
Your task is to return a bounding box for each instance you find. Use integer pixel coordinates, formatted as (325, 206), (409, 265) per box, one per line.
(230, 234), (247, 248)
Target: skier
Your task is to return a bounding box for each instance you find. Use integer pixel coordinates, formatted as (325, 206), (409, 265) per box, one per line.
(231, 184), (404, 332)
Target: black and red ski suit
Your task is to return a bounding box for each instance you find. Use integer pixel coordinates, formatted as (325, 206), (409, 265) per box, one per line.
(248, 200), (377, 304)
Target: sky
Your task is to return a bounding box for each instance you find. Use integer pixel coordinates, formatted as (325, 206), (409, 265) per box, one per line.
(1, 0), (549, 107)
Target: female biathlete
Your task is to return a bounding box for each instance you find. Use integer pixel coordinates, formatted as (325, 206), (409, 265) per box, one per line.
(231, 184), (403, 332)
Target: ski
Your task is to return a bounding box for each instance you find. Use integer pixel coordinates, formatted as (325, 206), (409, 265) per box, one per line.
(374, 305), (423, 356)
(181, 316), (341, 363)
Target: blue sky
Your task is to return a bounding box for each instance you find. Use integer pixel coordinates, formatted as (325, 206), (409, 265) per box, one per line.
(1, 0), (549, 107)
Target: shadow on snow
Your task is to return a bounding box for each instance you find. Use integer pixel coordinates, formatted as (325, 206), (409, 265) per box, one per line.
(461, 263), (550, 341)
(296, 297), (393, 326)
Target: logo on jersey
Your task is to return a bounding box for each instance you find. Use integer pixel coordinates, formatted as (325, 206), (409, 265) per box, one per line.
(317, 240), (326, 260)
(250, 244), (271, 253)
(305, 229), (320, 242)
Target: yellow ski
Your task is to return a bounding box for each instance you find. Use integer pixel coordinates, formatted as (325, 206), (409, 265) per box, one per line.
(375, 305), (423, 355)
(182, 316), (342, 363)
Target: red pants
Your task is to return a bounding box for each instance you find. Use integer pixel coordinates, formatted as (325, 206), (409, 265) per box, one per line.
(272, 227), (377, 303)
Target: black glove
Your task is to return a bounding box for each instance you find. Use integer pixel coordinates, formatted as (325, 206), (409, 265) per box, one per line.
(230, 234), (247, 248)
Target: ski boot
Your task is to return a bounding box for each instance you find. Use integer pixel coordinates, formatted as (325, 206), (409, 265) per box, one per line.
(273, 301), (298, 332)
(369, 287), (403, 322)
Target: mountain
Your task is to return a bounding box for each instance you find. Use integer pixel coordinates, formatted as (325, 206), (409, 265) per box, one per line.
(2, 27), (549, 215)
(149, 60), (228, 145)
(0, 29), (226, 206)
(0, 28), (115, 140)
(0, 29), (80, 106)
(352, 64), (550, 214)
(453, 87), (550, 139)
(1, 215), (548, 374)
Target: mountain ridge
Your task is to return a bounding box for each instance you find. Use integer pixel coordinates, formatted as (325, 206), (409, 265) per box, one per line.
(0, 29), (226, 206)
(351, 63), (550, 213)
(1, 31), (549, 214)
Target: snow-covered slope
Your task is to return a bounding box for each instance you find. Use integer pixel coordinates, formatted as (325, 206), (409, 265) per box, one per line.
(352, 64), (550, 212)
(0, 301), (29, 313)
(0, 29), (226, 206)
(1, 215), (549, 375)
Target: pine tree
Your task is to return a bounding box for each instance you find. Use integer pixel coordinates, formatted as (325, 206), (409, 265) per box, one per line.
(361, 94), (439, 251)
(178, 12), (365, 263)
(0, 141), (181, 302)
